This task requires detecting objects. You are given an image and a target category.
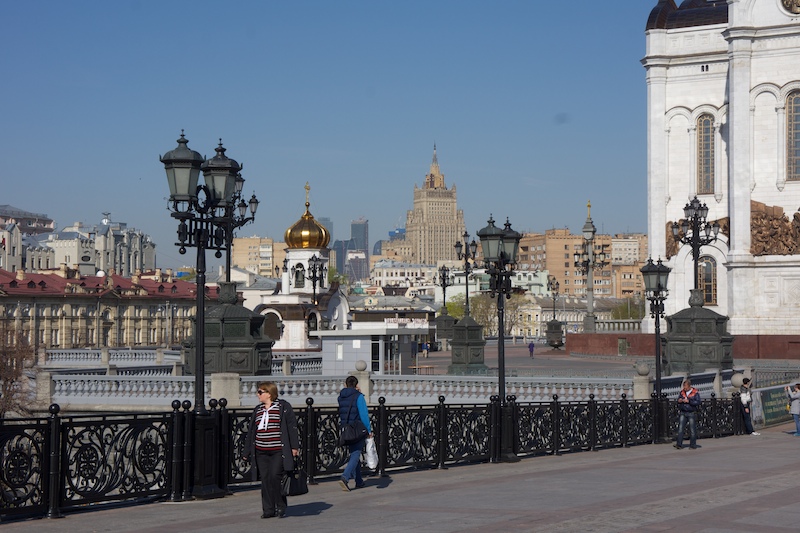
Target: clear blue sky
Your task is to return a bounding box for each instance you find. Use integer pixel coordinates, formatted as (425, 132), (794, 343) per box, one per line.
(2, 1), (656, 271)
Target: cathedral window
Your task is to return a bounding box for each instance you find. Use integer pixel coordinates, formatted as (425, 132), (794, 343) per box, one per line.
(787, 91), (800, 181)
(697, 256), (717, 306)
(696, 114), (714, 194)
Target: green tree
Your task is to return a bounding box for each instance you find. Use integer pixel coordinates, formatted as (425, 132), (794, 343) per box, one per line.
(445, 293), (465, 320)
(328, 266), (349, 287)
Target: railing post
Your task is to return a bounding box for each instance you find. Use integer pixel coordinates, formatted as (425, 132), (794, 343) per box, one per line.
(169, 400), (184, 502)
(45, 403), (63, 519)
(733, 392), (743, 436)
(488, 395), (500, 463)
(218, 398), (231, 493)
(304, 397), (318, 485)
(552, 395), (561, 456)
(650, 392), (659, 443)
(710, 393), (718, 438)
(588, 394), (597, 451)
(436, 395), (447, 469)
(377, 397), (388, 477)
(502, 395), (519, 460)
(621, 393), (630, 447)
(181, 400), (194, 501)
(512, 395), (520, 455)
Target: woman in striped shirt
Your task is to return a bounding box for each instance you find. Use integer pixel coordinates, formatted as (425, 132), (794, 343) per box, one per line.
(243, 381), (299, 518)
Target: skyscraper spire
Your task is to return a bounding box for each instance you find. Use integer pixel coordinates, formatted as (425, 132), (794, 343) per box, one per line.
(425, 142), (445, 189)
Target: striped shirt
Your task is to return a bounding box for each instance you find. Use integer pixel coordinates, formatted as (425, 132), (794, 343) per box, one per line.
(254, 402), (282, 452)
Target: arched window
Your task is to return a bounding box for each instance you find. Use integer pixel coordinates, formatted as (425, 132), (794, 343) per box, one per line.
(697, 114), (715, 194)
(698, 256), (717, 306)
(787, 91), (800, 181)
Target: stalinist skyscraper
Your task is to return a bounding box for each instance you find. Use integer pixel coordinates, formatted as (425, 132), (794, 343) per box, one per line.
(404, 145), (466, 264)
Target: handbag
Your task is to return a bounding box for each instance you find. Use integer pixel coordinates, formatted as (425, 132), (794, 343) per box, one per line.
(281, 458), (309, 497)
(339, 393), (369, 446)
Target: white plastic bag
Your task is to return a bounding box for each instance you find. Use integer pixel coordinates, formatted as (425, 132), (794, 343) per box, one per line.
(365, 436), (378, 469)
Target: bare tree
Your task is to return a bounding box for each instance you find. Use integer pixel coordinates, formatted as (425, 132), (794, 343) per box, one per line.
(0, 322), (36, 418)
(502, 294), (526, 338)
(469, 294), (497, 336)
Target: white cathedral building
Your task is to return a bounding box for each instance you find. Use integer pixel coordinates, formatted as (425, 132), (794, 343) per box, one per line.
(644, 0), (800, 351)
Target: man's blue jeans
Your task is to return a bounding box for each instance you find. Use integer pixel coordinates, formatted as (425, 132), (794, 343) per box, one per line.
(676, 411), (697, 447)
(343, 439), (365, 485)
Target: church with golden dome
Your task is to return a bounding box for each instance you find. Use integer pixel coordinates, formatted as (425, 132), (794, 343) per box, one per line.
(278, 182), (332, 301)
(239, 183), (430, 376)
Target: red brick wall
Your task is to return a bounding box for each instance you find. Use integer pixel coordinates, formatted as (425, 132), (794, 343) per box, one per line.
(566, 333), (800, 360)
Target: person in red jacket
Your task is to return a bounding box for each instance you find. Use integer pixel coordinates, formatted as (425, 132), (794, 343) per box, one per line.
(674, 378), (702, 449)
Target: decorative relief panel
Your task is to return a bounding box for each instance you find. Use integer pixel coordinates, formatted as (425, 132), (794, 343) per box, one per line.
(782, 0), (800, 15)
(784, 278), (800, 306)
(751, 201), (800, 256)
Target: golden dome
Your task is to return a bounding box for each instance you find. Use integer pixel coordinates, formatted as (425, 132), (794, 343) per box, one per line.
(284, 183), (330, 249)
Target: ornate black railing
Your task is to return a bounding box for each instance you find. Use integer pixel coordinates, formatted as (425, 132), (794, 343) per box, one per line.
(1, 394), (740, 521)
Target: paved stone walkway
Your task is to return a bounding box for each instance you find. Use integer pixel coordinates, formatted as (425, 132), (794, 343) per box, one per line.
(5, 422), (799, 532)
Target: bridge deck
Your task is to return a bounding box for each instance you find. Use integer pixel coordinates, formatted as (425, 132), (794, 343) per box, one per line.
(5, 422), (798, 532)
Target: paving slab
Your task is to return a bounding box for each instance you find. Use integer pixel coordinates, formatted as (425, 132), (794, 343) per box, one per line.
(4, 423), (799, 532)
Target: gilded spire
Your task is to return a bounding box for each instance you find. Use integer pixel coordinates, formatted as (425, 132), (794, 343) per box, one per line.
(425, 143), (445, 189)
(587, 200), (591, 218)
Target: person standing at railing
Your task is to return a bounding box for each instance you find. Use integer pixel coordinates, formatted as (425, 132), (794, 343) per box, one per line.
(674, 379), (701, 450)
(786, 383), (800, 436)
(243, 381), (299, 519)
(740, 378), (759, 436)
(337, 376), (372, 491)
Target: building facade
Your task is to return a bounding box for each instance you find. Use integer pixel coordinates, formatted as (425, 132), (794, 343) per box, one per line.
(231, 236), (275, 277)
(403, 145), (466, 264)
(644, 0), (800, 342)
(0, 267), (197, 350)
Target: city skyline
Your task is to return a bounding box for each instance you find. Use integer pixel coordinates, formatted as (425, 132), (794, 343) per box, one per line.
(2, 2), (654, 270)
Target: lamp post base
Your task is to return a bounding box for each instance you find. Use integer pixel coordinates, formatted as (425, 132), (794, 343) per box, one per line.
(191, 414), (226, 500)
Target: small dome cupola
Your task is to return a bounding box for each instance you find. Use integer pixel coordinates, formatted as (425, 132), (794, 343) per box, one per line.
(284, 182), (330, 249)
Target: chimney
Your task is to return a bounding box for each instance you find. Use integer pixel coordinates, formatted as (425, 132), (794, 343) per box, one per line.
(166, 268), (173, 283)
(155, 268), (162, 280)
(16, 269), (25, 280)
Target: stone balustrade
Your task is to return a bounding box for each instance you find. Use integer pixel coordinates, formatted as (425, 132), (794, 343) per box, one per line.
(595, 320), (642, 332)
(43, 348), (182, 367)
(40, 371), (635, 412)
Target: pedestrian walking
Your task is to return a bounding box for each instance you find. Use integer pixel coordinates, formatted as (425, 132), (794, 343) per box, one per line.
(422, 341), (429, 358)
(528, 341), (535, 358)
(740, 378), (759, 435)
(674, 378), (701, 449)
(337, 376), (372, 491)
(243, 381), (300, 519)
(786, 383), (800, 436)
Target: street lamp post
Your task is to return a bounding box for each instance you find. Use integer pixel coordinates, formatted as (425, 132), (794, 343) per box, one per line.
(548, 276), (559, 321)
(671, 196), (720, 290)
(294, 254), (327, 305)
(454, 232), (478, 317)
(641, 257), (671, 443)
(573, 202), (607, 333)
(477, 216), (521, 463)
(438, 265), (452, 308)
(161, 131), (250, 499)
(222, 175), (259, 282)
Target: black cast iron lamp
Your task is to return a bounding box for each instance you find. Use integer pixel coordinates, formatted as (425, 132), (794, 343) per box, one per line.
(640, 257), (671, 443)
(477, 215), (521, 462)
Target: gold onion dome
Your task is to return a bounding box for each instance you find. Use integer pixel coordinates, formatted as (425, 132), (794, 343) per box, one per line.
(284, 183), (330, 249)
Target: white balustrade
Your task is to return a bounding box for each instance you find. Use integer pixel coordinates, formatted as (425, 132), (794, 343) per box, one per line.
(48, 372), (634, 411)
